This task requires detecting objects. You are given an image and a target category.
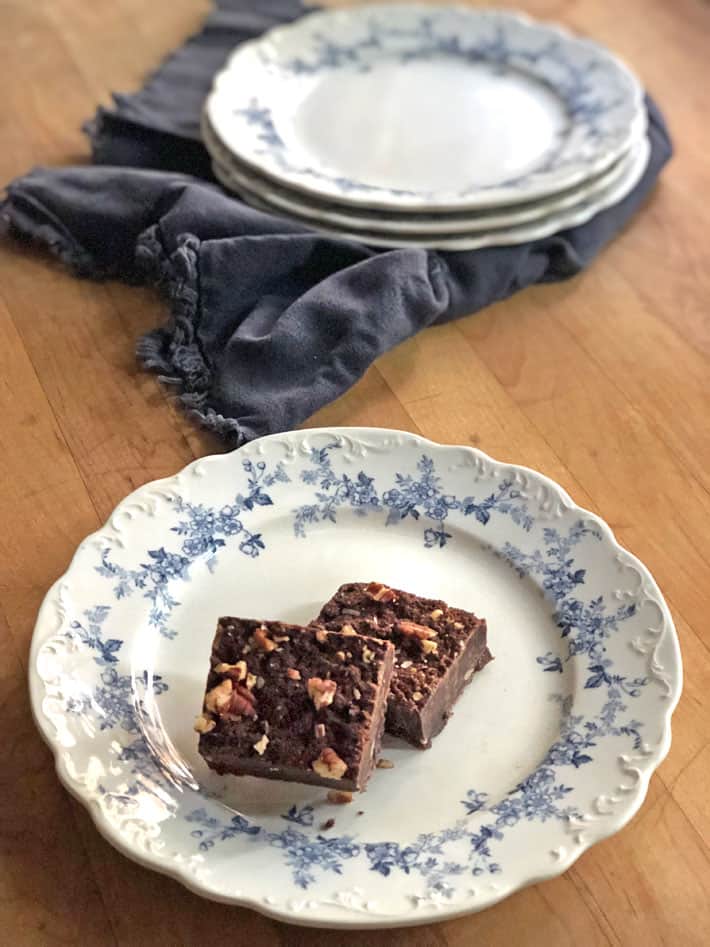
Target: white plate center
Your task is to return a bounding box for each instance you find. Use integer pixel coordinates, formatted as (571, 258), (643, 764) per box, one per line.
(147, 513), (574, 837)
(287, 58), (569, 191)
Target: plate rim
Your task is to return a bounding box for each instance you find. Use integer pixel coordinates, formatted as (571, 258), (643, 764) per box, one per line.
(210, 135), (651, 250)
(206, 2), (646, 213)
(28, 426), (683, 929)
(202, 108), (647, 234)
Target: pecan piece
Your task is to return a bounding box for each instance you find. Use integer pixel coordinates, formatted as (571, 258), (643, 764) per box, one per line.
(312, 747), (348, 780)
(193, 713), (216, 734)
(286, 667), (302, 681)
(215, 660), (247, 681)
(366, 582), (397, 603)
(307, 677), (337, 711)
(252, 734), (269, 756)
(252, 626), (277, 652)
(228, 683), (257, 717)
(204, 679), (233, 715)
(206, 678), (257, 718)
(395, 620), (436, 641)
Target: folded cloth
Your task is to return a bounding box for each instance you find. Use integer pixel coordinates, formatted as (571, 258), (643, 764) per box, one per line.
(1, 0), (672, 444)
(86, 0), (308, 178)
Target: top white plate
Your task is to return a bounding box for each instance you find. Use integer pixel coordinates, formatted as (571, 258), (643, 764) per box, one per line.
(206, 3), (645, 212)
(30, 428), (681, 929)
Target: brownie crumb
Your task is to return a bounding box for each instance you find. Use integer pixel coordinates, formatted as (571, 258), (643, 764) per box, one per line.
(320, 818), (336, 831)
(326, 789), (354, 805)
(376, 758), (394, 769)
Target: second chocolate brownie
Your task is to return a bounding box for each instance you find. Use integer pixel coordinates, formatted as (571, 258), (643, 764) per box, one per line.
(314, 582), (492, 748)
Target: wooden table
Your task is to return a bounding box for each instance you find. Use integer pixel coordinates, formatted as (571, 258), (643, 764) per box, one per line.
(1, 0), (709, 943)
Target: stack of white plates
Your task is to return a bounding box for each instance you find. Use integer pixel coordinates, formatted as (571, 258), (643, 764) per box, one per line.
(203, 3), (647, 250)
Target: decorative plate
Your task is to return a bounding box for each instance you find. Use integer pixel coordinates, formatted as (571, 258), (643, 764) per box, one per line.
(202, 109), (644, 235)
(30, 428), (681, 929)
(211, 135), (650, 251)
(205, 4), (645, 212)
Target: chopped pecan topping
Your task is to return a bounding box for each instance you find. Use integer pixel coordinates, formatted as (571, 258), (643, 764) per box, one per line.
(228, 683), (257, 718)
(252, 626), (277, 652)
(395, 620), (436, 641)
(314, 628), (328, 643)
(252, 733), (269, 755)
(204, 679), (234, 715)
(362, 646), (375, 664)
(430, 608), (444, 620)
(246, 672), (257, 690)
(193, 713), (216, 734)
(339, 624), (357, 636)
(286, 667), (301, 681)
(312, 747), (348, 780)
(205, 678), (257, 718)
(214, 660), (247, 681)
(453, 621), (464, 630)
(307, 677), (337, 710)
(412, 691), (423, 702)
(400, 660), (413, 669)
(421, 639), (438, 655)
(366, 582), (397, 603)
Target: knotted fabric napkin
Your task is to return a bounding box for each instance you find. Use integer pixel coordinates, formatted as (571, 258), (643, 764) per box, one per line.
(1, 0), (672, 443)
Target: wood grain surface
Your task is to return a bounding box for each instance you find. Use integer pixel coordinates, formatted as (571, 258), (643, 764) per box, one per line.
(1, 0), (709, 943)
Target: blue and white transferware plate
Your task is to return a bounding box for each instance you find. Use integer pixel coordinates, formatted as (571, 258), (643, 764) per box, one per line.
(30, 429), (681, 928)
(206, 4), (645, 213)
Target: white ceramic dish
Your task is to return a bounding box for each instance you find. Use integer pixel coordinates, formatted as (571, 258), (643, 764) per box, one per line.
(202, 110), (644, 234)
(205, 4), (645, 212)
(30, 428), (680, 928)
(212, 135), (650, 250)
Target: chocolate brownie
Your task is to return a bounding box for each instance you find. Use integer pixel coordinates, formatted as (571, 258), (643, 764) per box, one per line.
(314, 582), (492, 748)
(195, 618), (394, 792)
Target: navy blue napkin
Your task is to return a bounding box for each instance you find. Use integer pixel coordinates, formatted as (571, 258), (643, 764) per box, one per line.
(1, 0), (672, 443)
